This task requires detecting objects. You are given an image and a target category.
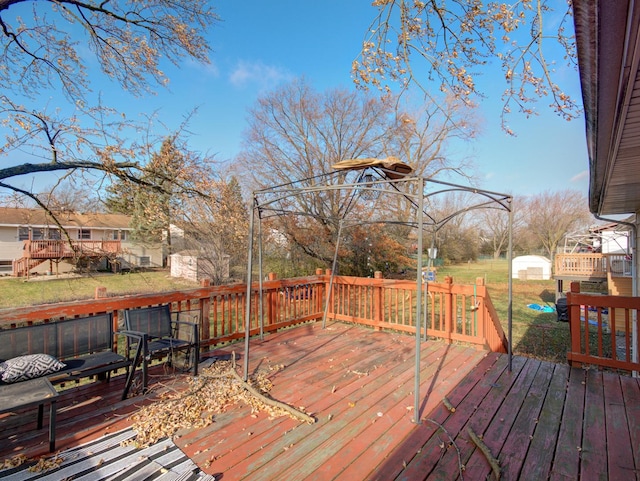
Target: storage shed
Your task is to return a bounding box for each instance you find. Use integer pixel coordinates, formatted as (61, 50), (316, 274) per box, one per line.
(512, 255), (552, 280)
(170, 250), (230, 283)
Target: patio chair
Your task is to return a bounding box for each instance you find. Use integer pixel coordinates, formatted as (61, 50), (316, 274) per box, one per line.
(123, 305), (199, 391)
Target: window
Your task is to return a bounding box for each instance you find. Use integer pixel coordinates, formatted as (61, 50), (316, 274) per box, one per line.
(18, 227), (29, 241)
(31, 228), (45, 240)
(0, 260), (11, 272)
(112, 230), (127, 241)
(78, 229), (91, 240)
(139, 256), (150, 267)
(47, 228), (61, 240)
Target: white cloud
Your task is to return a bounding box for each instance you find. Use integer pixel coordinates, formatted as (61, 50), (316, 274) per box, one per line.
(570, 170), (589, 183)
(229, 60), (292, 91)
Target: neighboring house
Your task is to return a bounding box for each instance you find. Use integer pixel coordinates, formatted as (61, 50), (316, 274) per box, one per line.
(590, 222), (631, 255)
(0, 207), (163, 277)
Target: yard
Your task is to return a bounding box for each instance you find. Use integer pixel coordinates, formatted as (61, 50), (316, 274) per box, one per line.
(0, 260), (572, 364)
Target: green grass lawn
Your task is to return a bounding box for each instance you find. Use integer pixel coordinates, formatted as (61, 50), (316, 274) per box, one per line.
(0, 270), (201, 309)
(435, 259), (570, 363)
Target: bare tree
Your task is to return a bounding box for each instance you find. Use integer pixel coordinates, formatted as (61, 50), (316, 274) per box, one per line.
(524, 190), (592, 267)
(236, 78), (475, 271)
(0, 0), (217, 210)
(356, 1), (580, 132)
(476, 205), (523, 259)
(179, 176), (249, 284)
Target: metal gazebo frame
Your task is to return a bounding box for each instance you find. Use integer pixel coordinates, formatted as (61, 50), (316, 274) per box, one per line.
(243, 162), (514, 422)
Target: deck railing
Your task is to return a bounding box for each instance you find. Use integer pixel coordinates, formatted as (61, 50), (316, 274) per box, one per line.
(329, 273), (507, 352)
(566, 281), (640, 373)
(24, 240), (122, 258)
(0, 269), (507, 354)
(555, 253), (632, 278)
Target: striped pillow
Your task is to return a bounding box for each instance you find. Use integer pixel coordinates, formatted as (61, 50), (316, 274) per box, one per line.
(0, 354), (65, 383)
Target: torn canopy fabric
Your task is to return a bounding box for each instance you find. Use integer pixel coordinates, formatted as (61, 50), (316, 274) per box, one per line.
(332, 156), (413, 179)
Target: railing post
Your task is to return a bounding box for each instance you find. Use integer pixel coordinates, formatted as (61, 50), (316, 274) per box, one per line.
(199, 278), (211, 353)
(373, 271), (383, 331)
(475, 277), (485, 342)
(268, 272), (278, 328)
(315, 268), (324, 318)
(444, 276), (453, 344)
(568, 282), (582, 367)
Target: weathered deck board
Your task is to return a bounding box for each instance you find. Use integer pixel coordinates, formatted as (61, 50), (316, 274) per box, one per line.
(1, 320), (639, 481)
(549, 367), (585, 481)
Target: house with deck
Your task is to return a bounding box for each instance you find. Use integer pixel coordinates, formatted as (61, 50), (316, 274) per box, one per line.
(0, 207), (164, 277)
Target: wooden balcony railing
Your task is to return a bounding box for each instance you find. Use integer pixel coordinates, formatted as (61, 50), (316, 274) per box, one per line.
(566, 282), (640, 373)
(23, 240), (122, 259)
(555, 253), (632, 278)
(0, 270), (508, 355)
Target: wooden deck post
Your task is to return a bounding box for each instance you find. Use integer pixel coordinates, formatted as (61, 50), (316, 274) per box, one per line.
(373, 271), (383, 331)
(315, 268), (324, 319)
(444, 276), (453, 344)
(199, 279), (211, 352)
(268, 272), (278, 328)
(475, 277), (485, 341)
(567, 282), (582, 367)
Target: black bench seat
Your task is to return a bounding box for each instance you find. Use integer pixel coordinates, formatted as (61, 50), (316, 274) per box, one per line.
(0, 313), (142, 400)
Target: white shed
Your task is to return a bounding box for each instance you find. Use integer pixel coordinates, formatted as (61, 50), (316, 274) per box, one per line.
(512, 255), (552, 280)
(170, 250), (230, 283)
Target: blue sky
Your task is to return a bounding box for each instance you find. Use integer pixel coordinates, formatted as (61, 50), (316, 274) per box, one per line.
(6, 1), (589, 199)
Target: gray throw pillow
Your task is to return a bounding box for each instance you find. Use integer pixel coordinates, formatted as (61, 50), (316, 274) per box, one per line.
(0, 353), (65, 383)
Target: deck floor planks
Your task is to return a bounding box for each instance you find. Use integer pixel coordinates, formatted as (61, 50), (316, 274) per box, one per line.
(297, 345), (485, 480)
(603, 371), (637, 480)
(620, 375), (640, 474)
(461, 354), (544, 480)
(331, 348), (487, 481)
(393, 353), (525, 481)
(220, 335), (468, 480)
(520, 363), (570, 480)
(549, 367), (586, 481)
(365, 351), (504, 481)
(581, 369), (609, 481)
(182, 326), (417, 474)
(495, 358), (555, 480)
(1, 321), (639, 481)
(425, 355), (534, 480)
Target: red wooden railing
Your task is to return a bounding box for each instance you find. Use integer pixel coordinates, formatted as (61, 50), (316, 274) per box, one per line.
(0, 270), (507, 354)
(567, 281), (640, 373)
(23, 240), (121, 258)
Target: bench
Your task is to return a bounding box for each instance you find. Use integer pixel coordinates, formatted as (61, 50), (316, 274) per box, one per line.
(0, 313), (142, 401)
(124, 305), (199, 391)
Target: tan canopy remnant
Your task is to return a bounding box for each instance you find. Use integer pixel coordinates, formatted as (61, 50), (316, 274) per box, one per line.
(332, 156), (413, 179)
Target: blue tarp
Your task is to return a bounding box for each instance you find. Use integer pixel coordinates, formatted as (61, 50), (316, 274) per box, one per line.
(527, 303), (555, 313)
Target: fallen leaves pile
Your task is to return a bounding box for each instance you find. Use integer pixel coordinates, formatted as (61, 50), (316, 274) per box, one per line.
(124, 358), (312, 449)
(1, 453), (63, 473)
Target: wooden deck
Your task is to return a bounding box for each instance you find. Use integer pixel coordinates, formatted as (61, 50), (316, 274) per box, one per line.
(1, 321), (638, 480)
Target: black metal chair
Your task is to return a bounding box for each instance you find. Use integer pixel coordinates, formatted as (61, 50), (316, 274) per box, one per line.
(123, 305), (199, 391)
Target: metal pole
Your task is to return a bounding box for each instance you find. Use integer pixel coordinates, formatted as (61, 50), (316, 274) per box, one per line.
(507, 201), (514, 372)
(243, 198), (256, 381)
(414, 178), (425, 423)
(322, 220), (343, 329)
(258, 213), (264, 340)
